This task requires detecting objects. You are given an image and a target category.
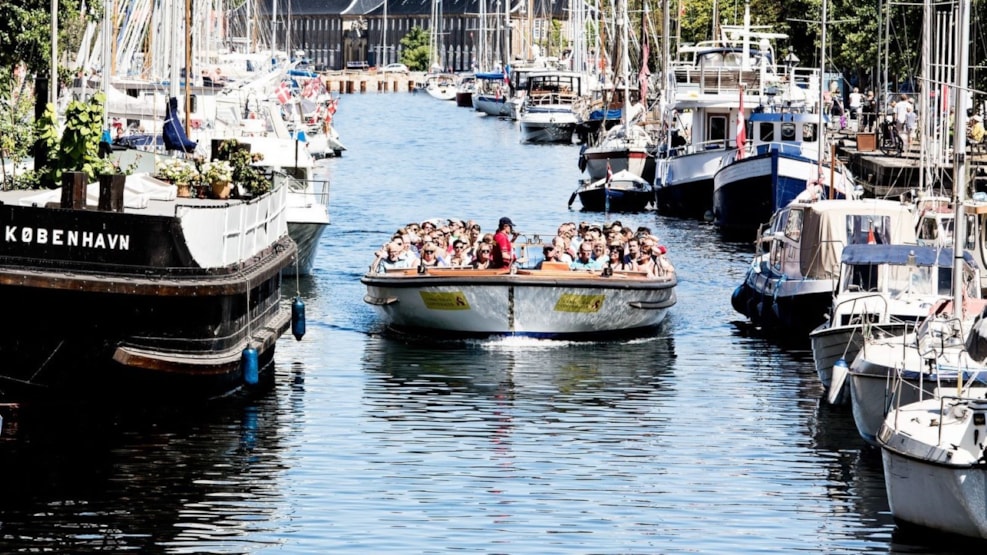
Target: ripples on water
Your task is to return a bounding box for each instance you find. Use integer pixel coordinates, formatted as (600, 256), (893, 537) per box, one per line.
(1, 92), (985, 554)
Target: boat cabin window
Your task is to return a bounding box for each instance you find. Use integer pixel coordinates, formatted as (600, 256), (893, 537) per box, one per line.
(770, 240), (783, 268)
(849, 264), (880, 292)
(758, 122), (774, 142)
(699, 52), (725, 67)
(722, 52), (745, 66)
(916, 215), (942, 244)
(965, 214), (977, 250)
(708, 115), (727, 147)
(884, 265), (948, 297)
(781, 123), (797, 141)
(802, 124), (816, 141)
(784, 208), (803, 241)
(847, 215), (891, 244)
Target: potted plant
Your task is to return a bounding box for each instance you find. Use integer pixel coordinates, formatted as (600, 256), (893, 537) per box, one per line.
(155, 158), (200, 197)
(201, 159), (234, 199)
(215, 138), (271, 196)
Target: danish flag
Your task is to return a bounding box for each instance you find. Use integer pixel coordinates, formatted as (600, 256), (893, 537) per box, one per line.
(736, 86), (746, 159)
(275, 81), (292, 104)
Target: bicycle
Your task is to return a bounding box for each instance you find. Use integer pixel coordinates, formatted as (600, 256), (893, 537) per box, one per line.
(878, 116), (904, 156)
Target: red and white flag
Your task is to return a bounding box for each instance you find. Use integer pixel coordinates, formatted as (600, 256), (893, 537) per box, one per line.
(736, 86), (746, 159)
(275, 81), (292, 104)
(639, 4), (651, 102)
(302, 77), (325, 99)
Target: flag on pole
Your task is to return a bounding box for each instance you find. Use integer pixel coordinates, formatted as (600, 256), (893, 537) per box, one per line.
(275, 81), (292, 104)
(736, 86), (746, 159)
(639, 5), (651, 102)
(302, 77), (326, 99)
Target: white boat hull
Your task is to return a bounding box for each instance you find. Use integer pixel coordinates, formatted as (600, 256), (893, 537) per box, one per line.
(850, 336), (967, 445)
(362, 269), (676, 337)
(519, 109), (578, 144)
(286, 221), (328, 275)
(473, 94), (510, 117)
(880, 397), (987, 539)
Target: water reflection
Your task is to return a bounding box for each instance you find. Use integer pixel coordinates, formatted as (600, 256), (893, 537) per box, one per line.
(362, 333), (677, 407)
(0, 381), (295, 553)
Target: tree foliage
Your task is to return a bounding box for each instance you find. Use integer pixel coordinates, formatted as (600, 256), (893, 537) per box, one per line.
(400, 26), (431, 71)
(0, 0), (89, 83)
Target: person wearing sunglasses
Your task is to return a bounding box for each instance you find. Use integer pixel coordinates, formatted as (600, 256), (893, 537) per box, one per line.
(471, 245), (493, 269)
(419, 245), (448, 267)
(448, 239), (472, 266)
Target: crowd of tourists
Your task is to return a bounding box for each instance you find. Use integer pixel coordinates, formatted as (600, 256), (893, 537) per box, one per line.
(372, 218), (674, 278)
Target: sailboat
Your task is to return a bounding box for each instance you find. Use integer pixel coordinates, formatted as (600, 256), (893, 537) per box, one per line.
(876, 4), (987, 536)
(576, 0), (659, 191)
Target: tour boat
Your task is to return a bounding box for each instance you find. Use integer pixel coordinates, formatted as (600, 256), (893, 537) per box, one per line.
(362, 252), (676, 338)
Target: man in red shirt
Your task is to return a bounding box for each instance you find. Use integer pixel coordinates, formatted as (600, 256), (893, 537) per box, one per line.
(492, 217), (518, 268)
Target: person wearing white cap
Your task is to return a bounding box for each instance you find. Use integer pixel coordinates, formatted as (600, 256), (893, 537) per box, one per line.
(968, 113), (985, 149)
(492, 217), (518, 268)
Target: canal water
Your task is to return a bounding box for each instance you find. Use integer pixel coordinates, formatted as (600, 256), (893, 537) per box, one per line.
(0, 91), (982, 554)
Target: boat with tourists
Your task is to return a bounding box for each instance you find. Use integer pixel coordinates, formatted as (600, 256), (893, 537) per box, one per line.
(361, 220), (677, 338)
(471, 71), (511, 117)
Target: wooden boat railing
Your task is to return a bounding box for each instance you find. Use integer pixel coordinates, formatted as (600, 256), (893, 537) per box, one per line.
(379, 265), (674, 282)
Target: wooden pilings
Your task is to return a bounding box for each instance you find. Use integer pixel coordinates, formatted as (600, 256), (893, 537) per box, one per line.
(323, 74), (417, 94)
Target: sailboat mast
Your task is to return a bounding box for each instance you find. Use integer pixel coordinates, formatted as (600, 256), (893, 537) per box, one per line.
(102, 0), (112, 128)
(51, 0), (58, 108)
(185, 0), (193, 132)
(817, 0), (828, 179)
(951, 0), (971, 319)
(620, 0), (629, 126)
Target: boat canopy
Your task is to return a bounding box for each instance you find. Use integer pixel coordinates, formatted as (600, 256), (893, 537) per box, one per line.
(841, 244), (973, 268)
(475, 72), (507, 80)
(789, 199), (917, 279)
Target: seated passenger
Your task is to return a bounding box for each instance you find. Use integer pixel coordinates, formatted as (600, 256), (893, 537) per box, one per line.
(375, 241), (415, 273)
(570, 244), (603, 271)
(447, 239), (472, 266)
(655, 248), (675, 275)
(471, 245), (494, 269)
(629, 249), (657, 276)
(607, 244), (627, 270)
(622, 238), (641, 265)
(551, 235), (575, 263)
(419, 245), (448, 267)
(535, 245), (562, 268)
